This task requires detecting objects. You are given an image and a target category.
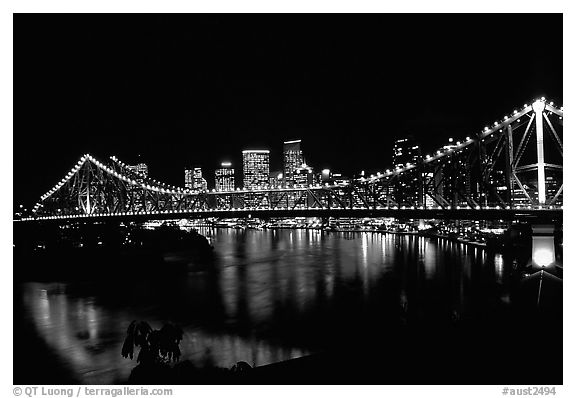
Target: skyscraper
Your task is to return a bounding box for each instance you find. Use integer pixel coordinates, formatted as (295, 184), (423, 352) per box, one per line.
(392, 137), (421, 205)
(283, 140), (304, 187)
(392, 137), (420, 168)
(185, 167), (207, 191)
(184, 168), (194, 189)
(193, 167), (208, 191)
(215, 162), (235, 191)
(242, 150), (270, 189)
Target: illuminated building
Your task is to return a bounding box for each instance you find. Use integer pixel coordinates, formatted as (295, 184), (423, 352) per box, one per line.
(332, 173), (349, 186)
(184, 168), (194, 189)
(392, 137), (420, 168)
(294, 164), (314, 187)
(392, 137), (421, 205)
(320, 169), (331, 183)
(126, 162), (148, 181)
(283, 140), (304, 187)
(185, 167), (207, 191)
(422, 172), (436, 208)
(545, 171), (562, 206)
(242, 150), (270, 189)
(215, 162), (235, 192)
(269, 171), (284, 189)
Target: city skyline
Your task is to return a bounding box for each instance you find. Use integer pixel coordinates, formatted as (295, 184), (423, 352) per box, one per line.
(14, 14), (562, 206)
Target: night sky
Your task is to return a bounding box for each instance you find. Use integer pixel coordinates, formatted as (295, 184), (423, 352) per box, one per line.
(14, 14), (563, 207)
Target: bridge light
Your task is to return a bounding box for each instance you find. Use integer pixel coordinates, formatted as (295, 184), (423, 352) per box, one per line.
(532, 99), (545, 113)
(475, 206), (480, 210)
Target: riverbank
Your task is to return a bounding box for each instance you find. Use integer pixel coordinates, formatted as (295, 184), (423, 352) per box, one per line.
(208, 224), (492, 250)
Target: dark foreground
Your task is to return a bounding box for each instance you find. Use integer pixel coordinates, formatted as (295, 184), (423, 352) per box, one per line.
(15, 285), (561, 385)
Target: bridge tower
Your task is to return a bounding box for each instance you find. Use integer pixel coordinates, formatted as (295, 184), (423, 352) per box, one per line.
(532, 100), (547, 204)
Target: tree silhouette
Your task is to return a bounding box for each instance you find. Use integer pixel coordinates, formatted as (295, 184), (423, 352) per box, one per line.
(121, 321), (183, 365)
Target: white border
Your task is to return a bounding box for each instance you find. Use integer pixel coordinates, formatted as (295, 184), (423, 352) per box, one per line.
(3, 3), (573, 397)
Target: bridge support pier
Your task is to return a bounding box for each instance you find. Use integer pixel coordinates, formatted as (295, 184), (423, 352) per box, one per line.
(531, 224), (556, 269)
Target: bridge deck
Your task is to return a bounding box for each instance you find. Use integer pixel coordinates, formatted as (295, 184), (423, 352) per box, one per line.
(16, 208), (563, 223)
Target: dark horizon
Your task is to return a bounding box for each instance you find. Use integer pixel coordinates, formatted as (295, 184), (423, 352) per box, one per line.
(14, 14), (563, 207)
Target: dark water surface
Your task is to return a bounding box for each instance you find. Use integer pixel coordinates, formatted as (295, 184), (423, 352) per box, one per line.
(16, 229), (517, 384)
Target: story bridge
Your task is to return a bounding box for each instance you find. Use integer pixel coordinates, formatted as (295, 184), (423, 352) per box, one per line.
(18, 98), (562, 224)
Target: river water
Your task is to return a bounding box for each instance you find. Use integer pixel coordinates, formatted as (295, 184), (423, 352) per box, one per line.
(16, 228), (514, 384)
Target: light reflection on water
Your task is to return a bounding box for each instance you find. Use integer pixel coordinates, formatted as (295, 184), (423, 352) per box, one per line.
(19, 229), (512, 384)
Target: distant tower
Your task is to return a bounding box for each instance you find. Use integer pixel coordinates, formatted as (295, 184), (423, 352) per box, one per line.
(283, 140), (304, 187)
(127, 159), (148, 182)
(242, 150), (270, 189)
(392, 136), (421, 206)
(215, 162), (235, 191)
(184, 168), (194, 189)
(392, 137), (420, 167)
(193, 167), (207, 191)
(185, 167), (206, 191)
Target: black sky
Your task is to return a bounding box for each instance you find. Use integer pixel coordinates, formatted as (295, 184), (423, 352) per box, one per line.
(14, 14), (563, 207)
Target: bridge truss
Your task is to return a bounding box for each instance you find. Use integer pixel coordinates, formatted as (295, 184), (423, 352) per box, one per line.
(27, 98), (562, 221)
